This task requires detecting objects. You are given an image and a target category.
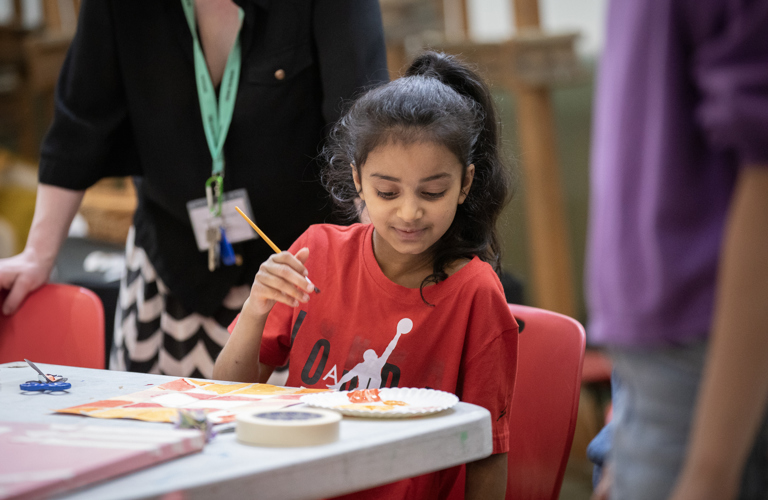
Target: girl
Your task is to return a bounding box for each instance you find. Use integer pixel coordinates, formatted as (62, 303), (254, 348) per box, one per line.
(213, 51), (518, 499)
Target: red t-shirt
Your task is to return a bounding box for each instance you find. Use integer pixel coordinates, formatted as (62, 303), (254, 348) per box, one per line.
(230, 224), (518, 498)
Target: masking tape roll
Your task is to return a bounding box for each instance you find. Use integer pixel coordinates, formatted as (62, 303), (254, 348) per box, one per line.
(236, 408), (341, 447)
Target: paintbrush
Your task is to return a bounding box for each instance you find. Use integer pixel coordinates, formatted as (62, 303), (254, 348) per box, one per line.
(235, 206), (320, 293)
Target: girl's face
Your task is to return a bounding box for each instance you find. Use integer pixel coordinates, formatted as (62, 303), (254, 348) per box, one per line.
(353, 141), (474, 262)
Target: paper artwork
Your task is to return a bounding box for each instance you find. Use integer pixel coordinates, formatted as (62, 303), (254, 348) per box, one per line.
(56, 378), (328, 424)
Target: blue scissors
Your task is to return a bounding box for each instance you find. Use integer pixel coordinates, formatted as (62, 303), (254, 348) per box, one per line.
(19, 359), (71, 392)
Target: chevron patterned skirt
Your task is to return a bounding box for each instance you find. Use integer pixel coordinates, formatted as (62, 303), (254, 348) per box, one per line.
(109, 227), (249, 378)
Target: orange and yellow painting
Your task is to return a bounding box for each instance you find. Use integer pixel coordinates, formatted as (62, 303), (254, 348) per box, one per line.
(56, 378), (329, 424)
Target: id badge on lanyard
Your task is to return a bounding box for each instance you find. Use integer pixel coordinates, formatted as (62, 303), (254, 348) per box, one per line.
(180, 0), (253, 271)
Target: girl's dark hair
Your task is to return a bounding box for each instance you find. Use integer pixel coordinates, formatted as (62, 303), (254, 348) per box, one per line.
(321, 51), (513, 302)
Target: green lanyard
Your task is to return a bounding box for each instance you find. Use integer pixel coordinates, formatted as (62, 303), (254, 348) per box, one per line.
(180, 0), (244, 217)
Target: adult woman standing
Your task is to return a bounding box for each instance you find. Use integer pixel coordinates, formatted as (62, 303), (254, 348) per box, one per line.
(0, 0), (388, 377)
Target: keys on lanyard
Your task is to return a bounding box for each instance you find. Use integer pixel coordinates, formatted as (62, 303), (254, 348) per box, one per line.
(205, 175), (236, 271)
(206, 225), (221, 272)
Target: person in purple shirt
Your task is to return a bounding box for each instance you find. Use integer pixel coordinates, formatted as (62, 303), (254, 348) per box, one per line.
(586, 0), (768, 498)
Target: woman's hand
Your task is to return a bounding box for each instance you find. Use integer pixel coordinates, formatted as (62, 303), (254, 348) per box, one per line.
(0, 183), (85, 315)
(0, 249), (54, 315)
(243, 247), (316, 318)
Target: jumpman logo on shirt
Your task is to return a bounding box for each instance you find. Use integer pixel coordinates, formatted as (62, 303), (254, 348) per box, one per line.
(327, 318), (413, 390)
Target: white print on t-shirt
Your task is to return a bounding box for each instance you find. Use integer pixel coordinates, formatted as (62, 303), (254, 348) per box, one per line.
(323, 365), (338, 384)
(325, 318), (413, 390)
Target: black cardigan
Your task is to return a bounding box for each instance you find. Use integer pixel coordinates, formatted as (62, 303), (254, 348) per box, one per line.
(39, 0), (389, 315)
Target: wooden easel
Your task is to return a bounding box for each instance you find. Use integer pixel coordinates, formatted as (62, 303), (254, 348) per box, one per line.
(436, 0), (579, 317)
(438, 2), (599, 470)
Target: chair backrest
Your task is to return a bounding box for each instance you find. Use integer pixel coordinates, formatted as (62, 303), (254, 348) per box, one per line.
(506, 303), (586, 500)
(0, 283), (104, 368)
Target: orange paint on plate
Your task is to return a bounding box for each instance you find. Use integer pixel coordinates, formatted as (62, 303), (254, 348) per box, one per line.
(383, 400), (408, 406)
(348, 389), (381, 403)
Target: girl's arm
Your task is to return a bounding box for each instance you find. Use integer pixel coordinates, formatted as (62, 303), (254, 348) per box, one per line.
(466, 453), (507, 500)
(212, 248), (316, 382)
(213, 303), (269, 383)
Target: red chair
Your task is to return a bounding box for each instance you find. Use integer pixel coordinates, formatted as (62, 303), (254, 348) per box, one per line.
(0, 283), (105, 369)
(506, 303), (586, 500)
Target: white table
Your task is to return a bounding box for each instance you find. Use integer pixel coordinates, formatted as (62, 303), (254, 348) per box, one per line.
(0, 362), (492, 500)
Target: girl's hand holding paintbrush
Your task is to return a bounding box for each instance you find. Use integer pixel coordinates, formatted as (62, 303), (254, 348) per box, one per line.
(213, 251), (312, 382)
(234, 206), (318, 317)
(243, 248), (317, 316)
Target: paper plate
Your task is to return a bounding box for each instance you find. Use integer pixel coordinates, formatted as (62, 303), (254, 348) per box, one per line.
(300, 388), (458, 418)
